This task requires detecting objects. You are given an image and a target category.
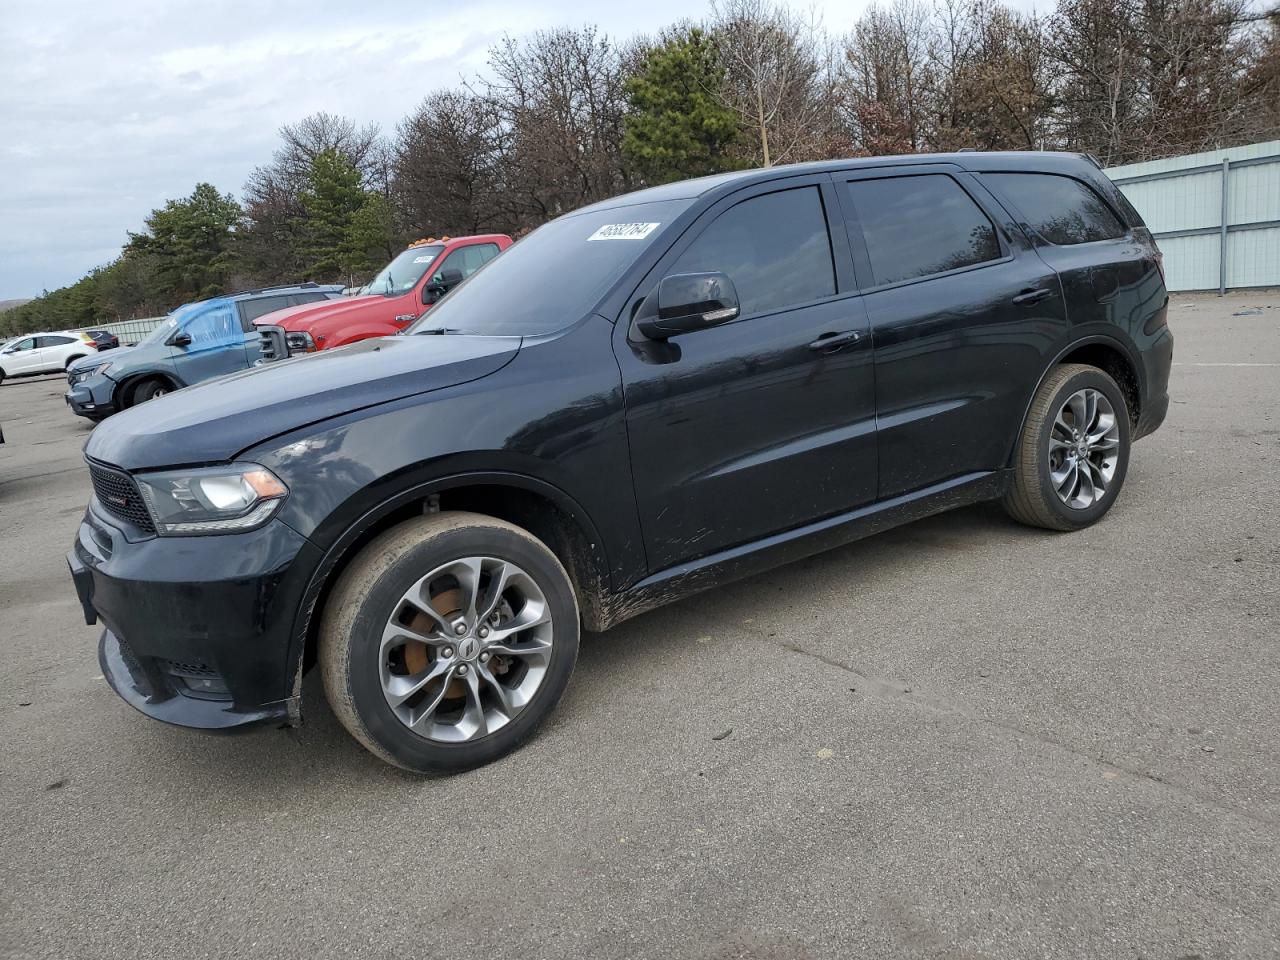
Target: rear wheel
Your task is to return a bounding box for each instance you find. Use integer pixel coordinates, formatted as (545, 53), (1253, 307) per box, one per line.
(319, 512), (579, 773)
(1004, 363), (1131, 531)
(64, 355), (86, 369)
(130, 378), (170, 405)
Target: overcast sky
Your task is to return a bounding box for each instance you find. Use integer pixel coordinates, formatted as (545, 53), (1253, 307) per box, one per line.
(0, 0), (1038, 301)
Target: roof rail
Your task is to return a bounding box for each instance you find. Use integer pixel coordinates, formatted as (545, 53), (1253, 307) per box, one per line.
(222, 281), (328, 299)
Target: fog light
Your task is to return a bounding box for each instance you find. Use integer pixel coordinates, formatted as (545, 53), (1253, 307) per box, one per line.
(83, 403), (95, 410)
(181, 675), (229, 696)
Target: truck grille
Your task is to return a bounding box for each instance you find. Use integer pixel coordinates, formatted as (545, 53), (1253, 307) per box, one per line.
(258, 324), (287, 363)
(88, 461), (155, 533)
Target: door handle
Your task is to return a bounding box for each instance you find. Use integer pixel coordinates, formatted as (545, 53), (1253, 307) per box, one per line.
(808, 330), (861, 352)
(1012, 287), (1055, 305)
(394, 314), (417, 323)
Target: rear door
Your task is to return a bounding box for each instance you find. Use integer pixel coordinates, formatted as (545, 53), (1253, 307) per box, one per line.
(236, 295), (292, 364)
(835, 165), (1071, 499)
(977, 171), (1163, 333)
(617, 176), (877, 571)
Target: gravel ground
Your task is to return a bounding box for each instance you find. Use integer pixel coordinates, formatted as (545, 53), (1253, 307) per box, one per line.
(1, 291), (1277, 960)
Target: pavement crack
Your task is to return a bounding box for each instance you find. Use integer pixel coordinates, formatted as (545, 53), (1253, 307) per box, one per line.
(771, 634), (1280, 830)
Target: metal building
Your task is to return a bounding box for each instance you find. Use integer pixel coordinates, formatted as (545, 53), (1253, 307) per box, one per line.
(1106, 140), (1280, 293)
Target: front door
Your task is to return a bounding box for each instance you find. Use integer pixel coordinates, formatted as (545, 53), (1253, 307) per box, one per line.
(173, 301), (251, 385)
(834, 166), (1072, 499)
(3, 337), (39, 374)
(616, 177), (877, 571)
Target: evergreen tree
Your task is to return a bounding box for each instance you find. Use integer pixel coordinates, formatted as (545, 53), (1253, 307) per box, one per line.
(623, 28), (744, 184)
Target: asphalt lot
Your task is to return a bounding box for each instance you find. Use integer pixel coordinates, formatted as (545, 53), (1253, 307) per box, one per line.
(1, 292), (1278, 960)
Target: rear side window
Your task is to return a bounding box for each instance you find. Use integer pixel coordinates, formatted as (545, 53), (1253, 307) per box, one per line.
(238, 295), (290, 325)
(287, 292), (330, 307)
(38, 335), (76, 347)
(671, 186), (836, 317)
(984, 172), (1126, 245)
(846, 175), (1001, 286)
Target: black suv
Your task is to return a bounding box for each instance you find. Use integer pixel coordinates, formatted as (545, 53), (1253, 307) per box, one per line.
(68, 153), (1171, 772)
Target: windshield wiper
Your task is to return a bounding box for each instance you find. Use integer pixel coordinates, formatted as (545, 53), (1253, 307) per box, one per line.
(414, 327), (466, 336)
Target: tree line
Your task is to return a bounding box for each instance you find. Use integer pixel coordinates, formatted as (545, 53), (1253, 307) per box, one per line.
(4, 0), (1277, 336)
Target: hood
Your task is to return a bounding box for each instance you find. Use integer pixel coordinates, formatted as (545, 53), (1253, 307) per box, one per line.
(86, 334), (520, 471)
(258, 293), (397, 332)
(70, 342), (165, 374)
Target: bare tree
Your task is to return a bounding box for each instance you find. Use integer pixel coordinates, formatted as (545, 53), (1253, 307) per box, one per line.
(709, 0), (832, 166)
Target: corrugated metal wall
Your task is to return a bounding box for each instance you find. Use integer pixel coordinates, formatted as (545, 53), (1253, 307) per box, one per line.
(1106, 140), (1280, 293)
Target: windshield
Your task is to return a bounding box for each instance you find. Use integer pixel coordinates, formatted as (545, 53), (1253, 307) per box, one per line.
(363, 245), (445, 296)
(408, 200), (691, 337)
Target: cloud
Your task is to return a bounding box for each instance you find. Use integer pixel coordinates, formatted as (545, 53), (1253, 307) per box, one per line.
(0, 0), (1042, 300)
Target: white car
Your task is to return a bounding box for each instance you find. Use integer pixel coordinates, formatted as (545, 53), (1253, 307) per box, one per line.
(0, 332), (96, 384)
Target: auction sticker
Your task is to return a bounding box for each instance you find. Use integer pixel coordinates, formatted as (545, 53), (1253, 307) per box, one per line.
(413, 254), (436, 263)
(587, 222), (660, 241)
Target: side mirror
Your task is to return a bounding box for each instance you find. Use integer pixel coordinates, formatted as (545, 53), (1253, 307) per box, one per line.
(635, 272), (740, 340)
(423, 267), (465, 304)
(169, 331), (192, 348)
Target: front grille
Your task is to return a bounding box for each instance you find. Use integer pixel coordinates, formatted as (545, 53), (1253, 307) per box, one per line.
(159, 658), (217, 678)
(258, 324), (287, 362)
(88, 461), (155, 533)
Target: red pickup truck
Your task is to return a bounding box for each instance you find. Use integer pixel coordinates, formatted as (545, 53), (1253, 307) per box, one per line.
(256, 233), (512, 360)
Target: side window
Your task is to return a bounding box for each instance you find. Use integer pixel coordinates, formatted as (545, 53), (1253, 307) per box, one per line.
(237, 296), (290, 326)
(983, 172), (1126, 245)
(670, 186), (836, 317)
(9, 337), (35, 351)
(184, 304), (240, 349)
(451, 243), (501, 279)
(845, 174), (1002, 287)
(287, 292), (330, 307)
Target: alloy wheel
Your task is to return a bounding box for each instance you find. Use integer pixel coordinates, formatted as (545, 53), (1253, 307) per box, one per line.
(1048, 387), (1120, 509)
(378, 556), (553, 743)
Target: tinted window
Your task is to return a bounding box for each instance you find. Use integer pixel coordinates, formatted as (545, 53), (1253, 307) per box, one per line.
(846, 175), (1001, 286)
(984, 173), (1126, 245)
(238, 295), (290, 324)
(288, 292), (330, 306)
(671, 187), (835, 316)
(37, 335), (76, 347)
(409, 199), (691, 337)
(8, 338), (35, 351)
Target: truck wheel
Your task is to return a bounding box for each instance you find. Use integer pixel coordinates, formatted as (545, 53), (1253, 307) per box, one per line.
(320, 512), (579, 773)
(130, 379), (170, 405)
(1003, 363), (1131, 531)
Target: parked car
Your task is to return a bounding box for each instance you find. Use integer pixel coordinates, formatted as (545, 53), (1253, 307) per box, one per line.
(83, 329), (121, 351)
(69, 152), (1172, 773)
(255, 234), (511, 360)
(64, 283), (342, 420)
(0, 331), (96, 383)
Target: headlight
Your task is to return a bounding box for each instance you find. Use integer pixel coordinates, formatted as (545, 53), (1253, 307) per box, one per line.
(71, 361), (111, 382)
(135, 463), (288, 536)
(285, 331), (316, 354)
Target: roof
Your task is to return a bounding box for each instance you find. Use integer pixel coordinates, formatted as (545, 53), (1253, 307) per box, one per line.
(573, 151), (1099, 215)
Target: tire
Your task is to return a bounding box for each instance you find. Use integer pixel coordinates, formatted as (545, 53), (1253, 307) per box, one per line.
(1003, 363), (1131, 531)
(0, 368), (6, 385)
(319, 512), (580, 773)
(130, 378), (169, 405)
(64, 355), (86, 369)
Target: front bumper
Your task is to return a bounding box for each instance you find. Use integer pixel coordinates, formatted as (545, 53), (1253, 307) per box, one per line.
(68, 500), (323, 730)
(64, 373), (118, 419)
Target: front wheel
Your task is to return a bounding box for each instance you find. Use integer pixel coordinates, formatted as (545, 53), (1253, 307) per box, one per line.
(319, 512), (580, 773)
(1003, 363), (1131, 531)
(130, 378), (169, 405)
